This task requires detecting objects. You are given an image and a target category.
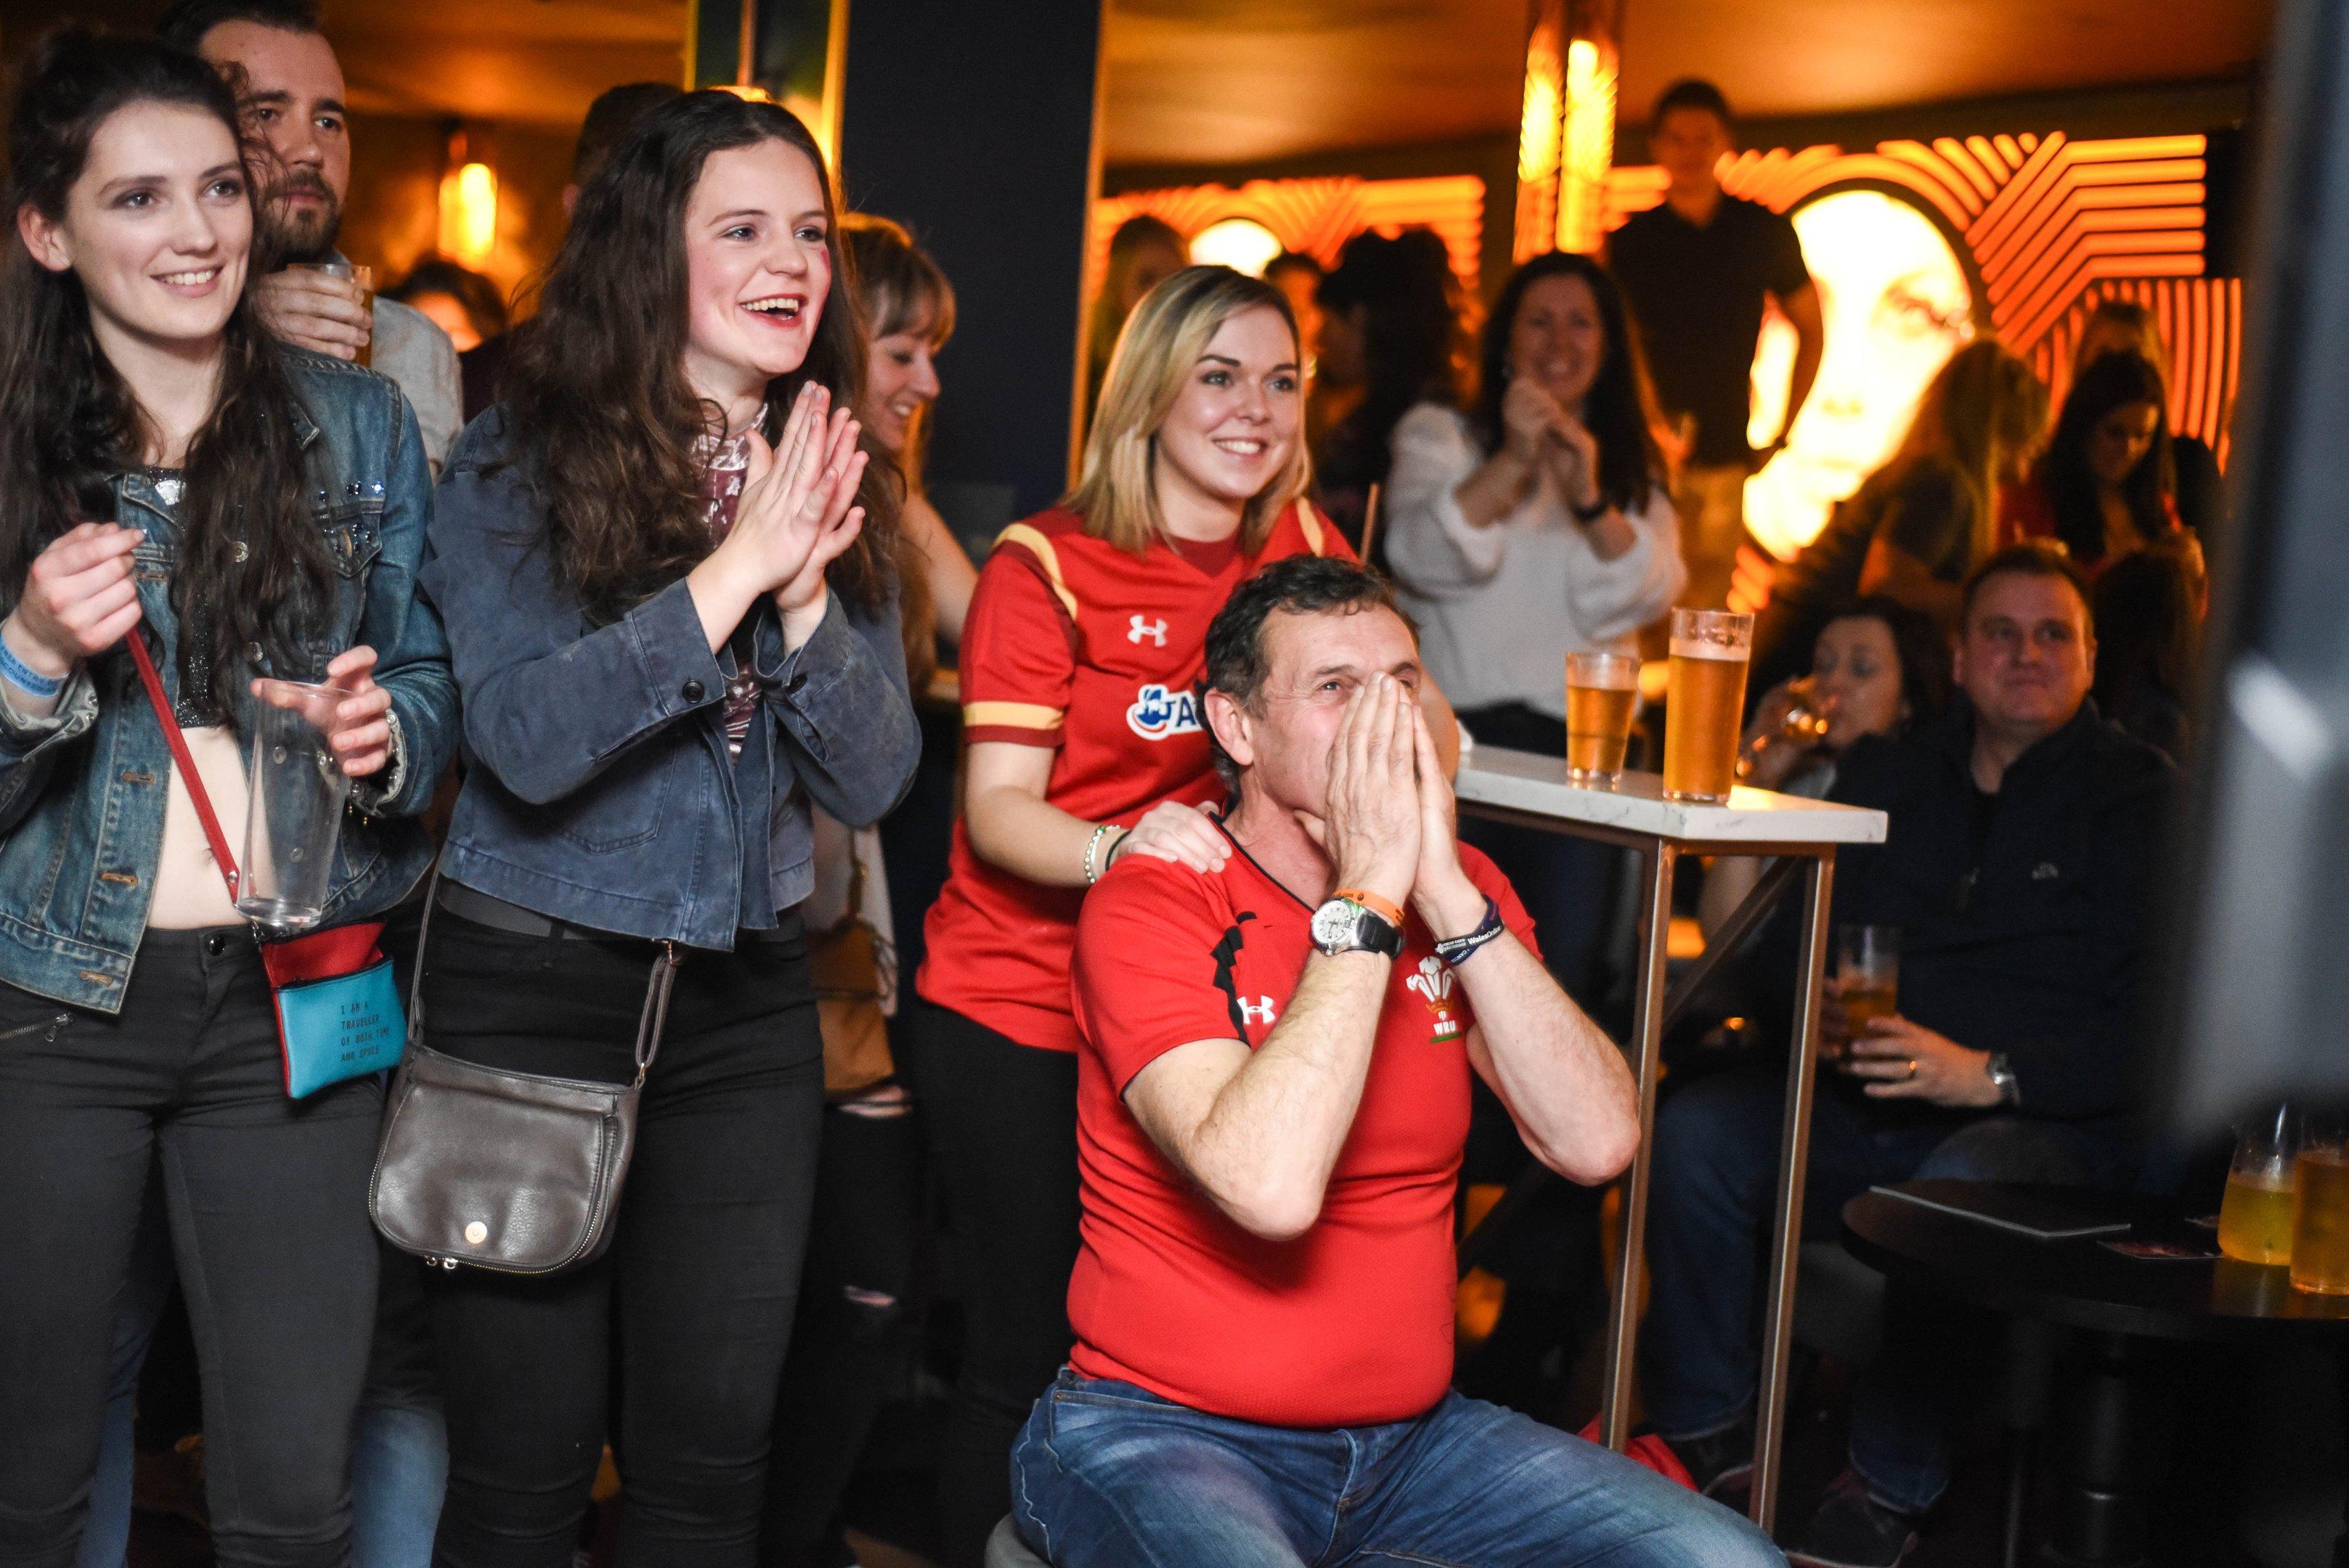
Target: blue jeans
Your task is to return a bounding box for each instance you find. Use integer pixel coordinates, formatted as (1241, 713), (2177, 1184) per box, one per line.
(1010, 1371), (1782, 1567)
(1642, 1069), (2133, 1513)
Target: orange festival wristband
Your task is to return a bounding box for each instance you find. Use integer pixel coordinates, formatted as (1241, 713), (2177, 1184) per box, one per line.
(1332, 889), (1406, 929)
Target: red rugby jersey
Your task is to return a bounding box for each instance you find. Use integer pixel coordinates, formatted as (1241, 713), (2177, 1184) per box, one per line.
(916, 499), (1348, 1053)
(1067, 836), (1539, 1427)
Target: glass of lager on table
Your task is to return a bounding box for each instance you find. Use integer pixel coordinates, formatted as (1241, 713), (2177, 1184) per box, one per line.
(1662, 608), (1751, 802)
(2292, 1110), (2349, 1294)
(2219, 1103), (2297, 1267)
(1565, 650), (1640, 785)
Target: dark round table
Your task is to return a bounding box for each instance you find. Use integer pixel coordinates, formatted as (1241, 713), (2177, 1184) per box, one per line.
(1843, 1182), (2349, 1566)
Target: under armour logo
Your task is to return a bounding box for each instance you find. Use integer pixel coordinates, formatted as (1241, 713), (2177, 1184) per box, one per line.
(1128, 615), (1168, 646)
(1237, 996), (1278, 1027)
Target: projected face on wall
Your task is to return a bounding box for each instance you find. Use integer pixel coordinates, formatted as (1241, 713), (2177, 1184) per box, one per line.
(1743, 188), (1976, 558)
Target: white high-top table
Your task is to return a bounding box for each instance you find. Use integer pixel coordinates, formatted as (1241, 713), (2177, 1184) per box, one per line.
(1454, 746), (1888, 1531)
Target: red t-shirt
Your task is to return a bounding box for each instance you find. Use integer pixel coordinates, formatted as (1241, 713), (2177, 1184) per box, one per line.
(1066, 833), (1539, 1428)
(916, 499), (1350, 1053)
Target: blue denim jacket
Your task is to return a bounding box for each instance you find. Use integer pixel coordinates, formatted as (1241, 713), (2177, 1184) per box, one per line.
(0, 349), (459, 1012)
(419, 409), (920, 950)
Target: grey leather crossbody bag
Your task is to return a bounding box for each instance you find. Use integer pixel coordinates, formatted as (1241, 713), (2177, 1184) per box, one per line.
(369, 873), (682, 1274)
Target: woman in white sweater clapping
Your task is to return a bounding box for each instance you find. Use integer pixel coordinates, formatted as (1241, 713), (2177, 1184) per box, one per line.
(1383, 251), (1685, 992)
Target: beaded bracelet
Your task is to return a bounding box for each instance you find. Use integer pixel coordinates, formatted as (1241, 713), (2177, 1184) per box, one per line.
(0, 633), (65, 700)
(1083, 822), (1117, 886)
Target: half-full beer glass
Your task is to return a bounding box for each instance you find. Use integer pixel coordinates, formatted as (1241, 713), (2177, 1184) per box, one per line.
(240, 679), (355, 931)
(1662, 608), (1751, 802)
(1565, 650), (1640, 785)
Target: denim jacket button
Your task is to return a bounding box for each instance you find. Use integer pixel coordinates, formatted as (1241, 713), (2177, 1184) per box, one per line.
(785, 672), (807, 695)
(681, 679), (706, 703)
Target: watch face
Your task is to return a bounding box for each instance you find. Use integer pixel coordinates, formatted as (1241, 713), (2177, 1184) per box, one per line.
(1311, 899), (1359, 951)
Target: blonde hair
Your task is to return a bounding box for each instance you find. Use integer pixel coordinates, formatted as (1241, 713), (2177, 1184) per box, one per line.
(1869, 338), (2048, 565)
(1066, 265), (1310, 556)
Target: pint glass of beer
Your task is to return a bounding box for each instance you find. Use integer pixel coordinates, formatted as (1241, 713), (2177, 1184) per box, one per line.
(1662, 608), (1752, 802)
(2292, 1111), (2349, 1294)
(1565, 650), (1640, 785)
(290, 259), (375, 368)
(1826, 923), (1898, 1063)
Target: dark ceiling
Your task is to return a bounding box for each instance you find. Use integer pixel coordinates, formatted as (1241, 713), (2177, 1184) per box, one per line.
(0, 0), (2272, 148)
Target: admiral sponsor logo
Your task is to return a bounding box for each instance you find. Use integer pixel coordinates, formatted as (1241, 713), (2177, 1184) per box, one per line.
(1126, 682), (1202, 740)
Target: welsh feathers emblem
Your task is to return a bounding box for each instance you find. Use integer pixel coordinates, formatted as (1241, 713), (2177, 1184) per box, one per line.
(1404, 955), (1464, 1043)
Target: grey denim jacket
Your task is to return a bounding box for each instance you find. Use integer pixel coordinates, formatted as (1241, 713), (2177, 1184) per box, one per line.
(419, 409), (920, 949)
(0, 349), (458, 1011)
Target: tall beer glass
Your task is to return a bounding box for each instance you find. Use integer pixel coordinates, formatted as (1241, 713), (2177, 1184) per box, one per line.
(1565, 650), (1640, 785)
(1662, 608), (1751, 802)
(2292, 1110), (2349, 1294)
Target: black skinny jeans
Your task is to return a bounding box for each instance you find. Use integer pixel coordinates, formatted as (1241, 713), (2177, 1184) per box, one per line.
(0, 928), (383, 1568)
(420, 911), (824, 1568)
(898, 1003), (1080, 1568)
(758, 1088), (925, 1567)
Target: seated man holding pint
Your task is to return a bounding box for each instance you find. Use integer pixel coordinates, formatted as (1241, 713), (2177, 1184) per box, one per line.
(1643, 543), (2178, 1568)
(1011, 557), (1780, 1568)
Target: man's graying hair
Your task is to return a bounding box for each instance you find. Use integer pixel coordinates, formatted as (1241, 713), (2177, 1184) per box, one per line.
(1200, 556), (1414, 791)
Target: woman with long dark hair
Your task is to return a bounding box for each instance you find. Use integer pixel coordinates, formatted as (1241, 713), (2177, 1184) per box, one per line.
(2007, 348), (2181, 571)
(0, 30), (455, 1564)
(416, 91), (919, 1561)
(2091, 531), (2205, 759)
(1311, 228), (1465, 551)
(1382, 249), (1685, 990)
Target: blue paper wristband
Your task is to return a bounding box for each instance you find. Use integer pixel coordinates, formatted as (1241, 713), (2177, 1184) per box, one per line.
(0, 634), (65, 699)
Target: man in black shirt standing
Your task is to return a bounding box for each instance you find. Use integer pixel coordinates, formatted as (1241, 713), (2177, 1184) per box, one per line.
(1642, 544), (2176, 1567)
(1610, 80), (1825, 611)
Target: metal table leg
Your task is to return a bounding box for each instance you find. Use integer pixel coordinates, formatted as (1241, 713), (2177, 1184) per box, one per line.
(1599, 839), (1676, 1450)
(1749, 852), (1836, 1530)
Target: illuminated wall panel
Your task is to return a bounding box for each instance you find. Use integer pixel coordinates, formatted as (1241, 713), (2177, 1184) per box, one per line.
(1090, 175), (1486, 301)
(1603, 131), (2237, 452)
(1607, 132), (2242, 551)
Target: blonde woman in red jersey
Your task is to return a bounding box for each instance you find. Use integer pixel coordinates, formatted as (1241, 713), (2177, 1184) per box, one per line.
(911, 266), (1405, 1564)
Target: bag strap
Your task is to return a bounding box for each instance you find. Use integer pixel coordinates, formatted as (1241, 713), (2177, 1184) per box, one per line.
(125, 633), (240, 902)
(634, 942), (680, 1089)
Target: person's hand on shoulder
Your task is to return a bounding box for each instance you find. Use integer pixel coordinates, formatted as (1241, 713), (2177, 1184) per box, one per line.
(1111, 800), (1231, 877)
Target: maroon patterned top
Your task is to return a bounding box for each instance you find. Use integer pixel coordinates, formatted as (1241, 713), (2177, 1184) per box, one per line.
(699, 417), (765, 761)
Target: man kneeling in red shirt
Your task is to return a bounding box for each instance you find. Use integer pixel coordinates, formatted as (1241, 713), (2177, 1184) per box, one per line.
(1009, 557), (1782, 1567)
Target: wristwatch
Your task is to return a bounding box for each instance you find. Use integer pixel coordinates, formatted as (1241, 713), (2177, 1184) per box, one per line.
(1310, 897), (1404, 959)
(1985, 1052), (2019, 1107)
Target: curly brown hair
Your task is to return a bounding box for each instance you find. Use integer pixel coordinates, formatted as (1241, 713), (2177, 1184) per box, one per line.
(500, 91), (899, 625)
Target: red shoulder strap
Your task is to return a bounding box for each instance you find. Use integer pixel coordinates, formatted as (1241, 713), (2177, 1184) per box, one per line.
(125, 634), (240, 899)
